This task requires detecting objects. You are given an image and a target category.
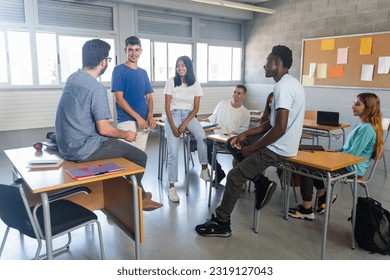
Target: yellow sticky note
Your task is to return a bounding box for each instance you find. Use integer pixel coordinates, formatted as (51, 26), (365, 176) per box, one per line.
(360, 37), (372, 55)
(302, 75), (314, 85)
(321, 39), (335, 50)
(317, 63), (328, 79)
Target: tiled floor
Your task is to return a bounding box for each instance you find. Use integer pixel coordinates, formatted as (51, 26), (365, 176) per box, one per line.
(0, 127), (389, 260)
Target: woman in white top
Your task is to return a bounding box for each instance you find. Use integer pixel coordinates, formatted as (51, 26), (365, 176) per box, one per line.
(164, 56), (211, 203)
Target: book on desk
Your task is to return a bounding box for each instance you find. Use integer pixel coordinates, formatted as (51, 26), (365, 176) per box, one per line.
(199, 121), (219, 129)
(66, 162), (125, 180)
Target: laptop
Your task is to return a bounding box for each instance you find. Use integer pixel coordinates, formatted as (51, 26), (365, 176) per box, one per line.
(299, 144), (325, 151)
(317, 111), (340, 126)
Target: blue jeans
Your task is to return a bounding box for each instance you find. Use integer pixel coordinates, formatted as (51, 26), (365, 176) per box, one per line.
(165, 109), (208, 183)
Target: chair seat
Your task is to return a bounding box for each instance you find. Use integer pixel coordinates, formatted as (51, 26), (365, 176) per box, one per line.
(35, 200), (97, 237)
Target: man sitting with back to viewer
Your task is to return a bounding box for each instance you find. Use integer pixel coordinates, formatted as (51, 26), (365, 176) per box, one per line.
(195, 45), (305, 237)
(198, 85), (250, 185)
(55, 39), (163, 211)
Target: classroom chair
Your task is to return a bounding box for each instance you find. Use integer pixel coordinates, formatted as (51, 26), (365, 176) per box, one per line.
(338, 146), (385, 198)
(0, 183), (105, 260)
(382, 117), (390, 176)
(301, 110), (319, 145)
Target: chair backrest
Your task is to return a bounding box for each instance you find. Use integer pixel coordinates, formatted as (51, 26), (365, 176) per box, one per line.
(383, 117), (390, 142)
(0, 184), (38, 239)
(304, 110), (317, 122)
(364, 146), (385, 183)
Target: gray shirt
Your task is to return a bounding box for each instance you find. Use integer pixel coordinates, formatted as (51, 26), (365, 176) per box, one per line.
(55, 69), (111, 161)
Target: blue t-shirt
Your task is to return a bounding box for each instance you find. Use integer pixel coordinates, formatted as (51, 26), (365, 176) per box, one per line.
(111, 64), (153, 122)
(55, 69), (111, 161)
(338, 122), (376, 176)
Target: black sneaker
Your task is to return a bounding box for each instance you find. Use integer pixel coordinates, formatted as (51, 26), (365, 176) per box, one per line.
(195, 214), (232, 237)
(254, 176), (277, 210)
(316, 192), (337, 215)
(212, 170), (226, 186)
(288, 204), (315, 220)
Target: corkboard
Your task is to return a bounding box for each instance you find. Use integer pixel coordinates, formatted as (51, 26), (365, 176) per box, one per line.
(301, 32), (390, 88)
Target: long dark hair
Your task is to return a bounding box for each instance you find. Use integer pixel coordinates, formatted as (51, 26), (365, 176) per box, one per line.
(260, 92), (274, 124)
(174, 56), (196, 87)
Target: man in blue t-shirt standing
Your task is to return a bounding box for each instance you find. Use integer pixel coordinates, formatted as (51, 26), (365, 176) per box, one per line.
(55, 39), (163, 211)
(111, 36), (156, 151)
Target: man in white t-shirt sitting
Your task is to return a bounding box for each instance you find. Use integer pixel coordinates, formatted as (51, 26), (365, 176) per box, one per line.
(198, 85), (250, 185)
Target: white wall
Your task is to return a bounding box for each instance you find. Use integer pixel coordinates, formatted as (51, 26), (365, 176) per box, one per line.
(0, 86), (233, 131)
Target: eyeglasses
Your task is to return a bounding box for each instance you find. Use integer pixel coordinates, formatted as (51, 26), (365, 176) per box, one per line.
(105, 57), (112, 63)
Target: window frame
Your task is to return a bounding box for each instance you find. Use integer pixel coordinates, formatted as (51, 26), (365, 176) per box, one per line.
(0, 0), (117, 90)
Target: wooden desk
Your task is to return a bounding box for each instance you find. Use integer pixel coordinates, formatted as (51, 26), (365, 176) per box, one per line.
(303, 119), (351, 149)
(5, 147), (144, 260)
(282, 150), (365, 259)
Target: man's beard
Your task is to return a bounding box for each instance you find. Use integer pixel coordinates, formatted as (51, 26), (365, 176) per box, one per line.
(99, 63), (108, 76)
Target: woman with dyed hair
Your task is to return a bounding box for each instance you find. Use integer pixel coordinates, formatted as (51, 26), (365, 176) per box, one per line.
(289, 92), (384, 220)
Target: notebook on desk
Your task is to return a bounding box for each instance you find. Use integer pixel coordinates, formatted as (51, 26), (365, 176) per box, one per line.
(66, 162), (125, 180)
(317, 111), (340, 126)
(199, 121), (219, 129)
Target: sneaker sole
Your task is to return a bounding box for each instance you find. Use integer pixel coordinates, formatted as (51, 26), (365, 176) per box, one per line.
(316, 195), (337, 215)
(288, 213), (315, 220)
(197, 232), (232, 237)
(257, 182), (277, 210)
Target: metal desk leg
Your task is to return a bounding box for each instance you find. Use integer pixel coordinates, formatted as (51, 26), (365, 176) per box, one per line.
(185, 133), (190, 195)
(321, 172), (332, 260)
(327, 131), (331, 149)
(158, 126), (164, 180)
(40, 192), (53, 260)
(130, 175), (141, 260)
(283, 168), (290, 220)
(208, 140), (217, 206)
(351, 165), (358, 249)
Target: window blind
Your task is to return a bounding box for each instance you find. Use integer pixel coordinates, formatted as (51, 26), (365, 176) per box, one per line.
(199, 18), (242, 42)
(0, 0), (25, 23)
(138, 10), (192, 38)
(37, 0), (113, 31)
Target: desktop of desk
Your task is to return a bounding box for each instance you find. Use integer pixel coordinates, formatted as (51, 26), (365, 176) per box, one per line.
(4, 146), (145, 259)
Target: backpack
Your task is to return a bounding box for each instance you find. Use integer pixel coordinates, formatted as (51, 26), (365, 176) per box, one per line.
(354, 197), (390, 255)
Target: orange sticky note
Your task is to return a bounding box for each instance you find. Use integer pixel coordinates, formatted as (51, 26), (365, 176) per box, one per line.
(329, 66), (344, 78)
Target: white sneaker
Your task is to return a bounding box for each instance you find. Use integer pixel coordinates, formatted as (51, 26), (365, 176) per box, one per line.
(200, 168), (211, 181)
(168, 187), (180, 202)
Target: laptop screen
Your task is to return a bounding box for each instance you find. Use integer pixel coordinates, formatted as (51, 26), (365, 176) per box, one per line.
(317, 111), (340, 126)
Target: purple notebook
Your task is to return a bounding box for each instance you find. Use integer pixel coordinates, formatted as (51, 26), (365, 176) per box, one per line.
(66, 162), (125, 180)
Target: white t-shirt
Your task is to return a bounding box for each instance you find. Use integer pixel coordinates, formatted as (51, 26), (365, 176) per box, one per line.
(164, 77), (203, 111)
(268, 74), (305, 157)
(207, 100), (250, 134)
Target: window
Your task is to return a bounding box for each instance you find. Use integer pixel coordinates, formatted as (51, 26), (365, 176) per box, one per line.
(8, 31), (33, 85)
(0, 0), (116, 88)
(36, 32), (58, 85)
(138, 39), (192, 82)
(197, 44), (242, 82)
(137, 9), (243, 84)
(0, 32), (7, 83)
